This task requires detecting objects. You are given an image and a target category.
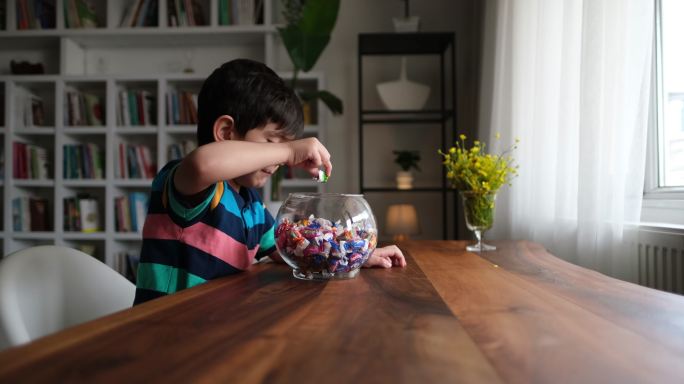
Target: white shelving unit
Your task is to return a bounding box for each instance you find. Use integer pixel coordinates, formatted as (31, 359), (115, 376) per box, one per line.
(0, 0), (327, 276)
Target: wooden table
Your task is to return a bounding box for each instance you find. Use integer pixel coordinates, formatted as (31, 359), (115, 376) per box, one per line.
(1, 240), (684, 383)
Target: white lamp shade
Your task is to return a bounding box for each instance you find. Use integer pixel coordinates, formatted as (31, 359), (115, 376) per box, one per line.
(385, 204), (420, 236)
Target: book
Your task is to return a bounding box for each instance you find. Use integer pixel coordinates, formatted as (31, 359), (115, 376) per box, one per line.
(118, 90), (130, 126)
(83, 93), (103, 126)
(129, 192), (149, 232)
(143, 91), (155, 125)
(78, 198), (100, 232)
(126, 253), (141, 282)
(66, 0), (81, 28)
(30, 96), (46, 126)
(12, 197), (23, 231)
(29, 198), (49, 231)
(76, 0), (98, 28)
(191, 0), (205, 25)
(236, 0), (254, 25)
(136, 0), (152, 26)
(128, 91), (139, 125)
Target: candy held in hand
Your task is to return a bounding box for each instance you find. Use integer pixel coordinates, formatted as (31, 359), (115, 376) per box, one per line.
(314, 169), (329, 183)
(276, 214), (377, 277)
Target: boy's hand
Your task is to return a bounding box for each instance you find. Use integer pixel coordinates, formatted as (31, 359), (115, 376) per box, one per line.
(363, 245), (407, 268)
(287, 137), (332, 178)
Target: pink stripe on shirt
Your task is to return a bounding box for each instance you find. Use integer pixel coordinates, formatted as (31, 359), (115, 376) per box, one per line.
(143, 213), (258, 270)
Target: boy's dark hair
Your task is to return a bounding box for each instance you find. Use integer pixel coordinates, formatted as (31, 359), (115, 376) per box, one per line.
(197, 59), (304, 146)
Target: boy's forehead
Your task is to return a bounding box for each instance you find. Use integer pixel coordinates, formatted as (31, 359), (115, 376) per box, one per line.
(264, 123), (295, 140)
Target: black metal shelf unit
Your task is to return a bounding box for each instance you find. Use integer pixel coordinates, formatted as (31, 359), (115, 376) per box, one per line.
(357, 32), (457, 240)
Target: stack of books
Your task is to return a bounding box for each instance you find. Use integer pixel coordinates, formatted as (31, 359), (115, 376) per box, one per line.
(63, 143), (104, 179)
(119, 0), (158, 27)
(218, 0), (263, 26)
(63, 0), (98, 28)
(166, 90), (197, 125)
(15, 87), (46, 127)
(65, 89), (104, 126)
(115, 143), (156, 179)
(63, 194), (100, 232)
(12, 197), (50, 231)
(13, 142), (49, 179)
(118, 90), (156, 126)
(167, 0), (206, 27)
(15, 0), (56, 30)
(168, 139), (196, 161)
(115, 251), (141, 283)
(114, 192), (149, 232)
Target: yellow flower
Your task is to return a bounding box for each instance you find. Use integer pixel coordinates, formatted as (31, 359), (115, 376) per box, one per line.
(439, 132), (519, 194)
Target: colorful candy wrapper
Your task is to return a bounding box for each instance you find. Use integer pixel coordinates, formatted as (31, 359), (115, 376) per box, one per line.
(313, 169), (329, 183)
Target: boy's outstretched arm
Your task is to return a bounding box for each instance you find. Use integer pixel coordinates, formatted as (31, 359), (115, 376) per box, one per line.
(364, 245), (407, 268)
(174, 117), (331, 196)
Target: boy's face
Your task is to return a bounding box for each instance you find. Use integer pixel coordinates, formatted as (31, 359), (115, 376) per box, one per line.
(233, 122), (294, 189)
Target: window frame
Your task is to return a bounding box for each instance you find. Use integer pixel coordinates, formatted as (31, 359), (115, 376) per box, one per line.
(642, 0), (684, 226)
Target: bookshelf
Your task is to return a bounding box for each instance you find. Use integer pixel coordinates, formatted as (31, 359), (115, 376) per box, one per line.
(0, 0), (328, 279)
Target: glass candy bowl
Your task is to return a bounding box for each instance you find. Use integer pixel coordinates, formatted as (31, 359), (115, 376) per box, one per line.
(275, 193), (378, 280)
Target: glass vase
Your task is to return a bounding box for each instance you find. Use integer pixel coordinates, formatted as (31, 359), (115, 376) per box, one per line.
(460, 191), (497, 252)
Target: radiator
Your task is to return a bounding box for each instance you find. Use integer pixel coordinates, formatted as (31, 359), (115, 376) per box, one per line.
(637, 227), (684, 294)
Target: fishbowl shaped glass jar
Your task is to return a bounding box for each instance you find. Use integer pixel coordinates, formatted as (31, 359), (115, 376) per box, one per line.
(275, 193), (378, 280)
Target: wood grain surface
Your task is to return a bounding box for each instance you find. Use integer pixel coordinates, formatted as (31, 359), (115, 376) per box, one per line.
(404, 240), (684, 384)
(2, 240), (683, 383)
(0, 244), (500, 383)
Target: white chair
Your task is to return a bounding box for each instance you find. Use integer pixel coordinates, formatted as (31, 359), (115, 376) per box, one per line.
(0, 245), (136, 349)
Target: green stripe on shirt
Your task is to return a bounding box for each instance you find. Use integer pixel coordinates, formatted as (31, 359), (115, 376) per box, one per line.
(259, 225), (275, 251)
(137, 263), (207, 294)
(167, 165), (217, 222)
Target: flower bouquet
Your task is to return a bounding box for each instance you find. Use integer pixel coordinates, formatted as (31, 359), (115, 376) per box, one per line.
(439, 134), (518, 251)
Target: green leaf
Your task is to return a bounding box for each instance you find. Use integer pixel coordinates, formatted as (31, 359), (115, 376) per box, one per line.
(277, 0), (340, 72)
(299, 90), (343, 115)
(298, 0), (339, 35)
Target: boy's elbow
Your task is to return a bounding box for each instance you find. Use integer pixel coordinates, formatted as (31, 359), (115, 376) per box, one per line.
(176, 149), (213, 195)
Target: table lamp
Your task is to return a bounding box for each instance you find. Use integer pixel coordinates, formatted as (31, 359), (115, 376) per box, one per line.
(385, 204), (420, 242)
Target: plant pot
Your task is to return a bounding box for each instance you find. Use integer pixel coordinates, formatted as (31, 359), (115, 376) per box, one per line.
(396, 171), (413, 190)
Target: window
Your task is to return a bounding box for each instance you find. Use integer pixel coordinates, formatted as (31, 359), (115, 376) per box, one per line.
(656, 0), (684, 187)
(642, 0), (684, 226)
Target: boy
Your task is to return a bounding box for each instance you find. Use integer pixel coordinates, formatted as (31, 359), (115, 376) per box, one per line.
(133, 59), (405, 305)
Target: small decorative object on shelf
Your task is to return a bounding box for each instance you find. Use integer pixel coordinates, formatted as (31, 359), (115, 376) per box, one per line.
(393, 0), (419, 32)
(439, 133), (518, 252)
(393, 149), (420, 189)
(275, 193), (377, 280)
(377, 57), (430, 111)
(10, 60), (45, 75)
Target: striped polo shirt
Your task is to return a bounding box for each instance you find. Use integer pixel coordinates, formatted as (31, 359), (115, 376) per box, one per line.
(133, 160), (276, 305)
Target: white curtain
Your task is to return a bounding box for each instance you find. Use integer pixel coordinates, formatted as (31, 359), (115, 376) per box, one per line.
(479, 0), (654, 280)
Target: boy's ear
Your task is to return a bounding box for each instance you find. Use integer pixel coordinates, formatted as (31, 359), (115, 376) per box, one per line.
(213, 115), (238, 142)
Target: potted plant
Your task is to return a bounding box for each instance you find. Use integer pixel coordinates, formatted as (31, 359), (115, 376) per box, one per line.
(393, 150), (421, 189)
(271, 0), (344, 202)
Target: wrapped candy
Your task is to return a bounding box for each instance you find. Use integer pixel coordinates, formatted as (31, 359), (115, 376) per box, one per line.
(275, 215), (378, 276)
